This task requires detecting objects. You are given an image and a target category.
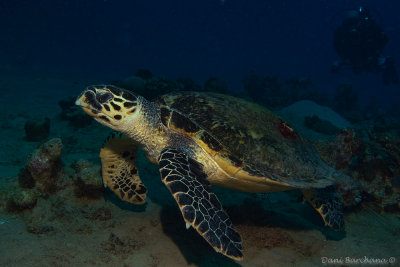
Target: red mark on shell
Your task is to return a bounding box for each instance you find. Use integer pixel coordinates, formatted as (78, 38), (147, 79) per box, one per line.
(278, 120), (296, 139)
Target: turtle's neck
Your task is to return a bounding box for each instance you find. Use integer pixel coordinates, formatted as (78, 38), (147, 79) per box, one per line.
(122, 96), (169, 162)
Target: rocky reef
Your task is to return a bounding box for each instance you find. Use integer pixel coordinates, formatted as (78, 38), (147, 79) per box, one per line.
(304, 115), (341, 136)
(25, 138), (64, 193)
(3, 187), (38, 212)
(204, 77), (229, 94)
(71, 159), (103, 199)
(24, 117), (50, 142)
(242, 71), (326, 109)
(0, 138), (63, 212)
(332, 84), (364, 123)
(111, 69), (231, 101)
(1, 137), (104, 213)
(59, 96), (93, 128)
(317, 125), (400, 212)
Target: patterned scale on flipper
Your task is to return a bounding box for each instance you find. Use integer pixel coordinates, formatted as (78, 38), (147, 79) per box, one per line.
(158, 147), (243, 260)
(100, 132), (147, 204)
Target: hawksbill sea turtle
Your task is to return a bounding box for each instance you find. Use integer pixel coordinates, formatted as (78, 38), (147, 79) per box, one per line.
(75, 85), (344, 260)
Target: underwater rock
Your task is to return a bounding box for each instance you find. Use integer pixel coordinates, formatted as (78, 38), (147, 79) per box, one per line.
(5, 188), (38, 212)
(336, 174), (362, 208)
(263, 75), (282, 95)
(261, 75), (289, 108)
(135, 68), (153, 80)
(112, 76), (146, 93)
(333, 83), (358, 112)
(327, 126), (400, 212)
(72, 159), (103, 199)
(26, 224), (54, 234)
(278, 100), (352, 140)
(59, 96), (92, 128)
(392, 176), (400, 188)
(332, 84), (364, 122)
(333, 129), (364, 169)
(356, 132), (400, 211)
(242, 70), (266, 103)
(304, 115), (341, 135)
(176, 78), (202, 92)
(312, 138), (362, 208)
(18, 167), (35, 189)
(285, 77), (312, 92)
(144, 76), (183, 100)
(24, 117), (50, 141)
(26, 138), (63, 193)
(242, 73), (325, 109)
(204, 77), (229, 94)
(59, 96), (75, 112)
(284, 77), (324, 106)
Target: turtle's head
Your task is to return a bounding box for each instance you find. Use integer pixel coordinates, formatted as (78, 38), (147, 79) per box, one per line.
(75, 85), (140, 132)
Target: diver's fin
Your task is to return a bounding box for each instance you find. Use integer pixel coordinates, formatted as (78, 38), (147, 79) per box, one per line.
(301, 186), (344, 230)
(100, 132), (147, 204)
(158, 147), (243, 260)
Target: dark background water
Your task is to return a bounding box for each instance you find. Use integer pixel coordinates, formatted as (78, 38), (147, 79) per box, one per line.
(1, 0), (399, 108)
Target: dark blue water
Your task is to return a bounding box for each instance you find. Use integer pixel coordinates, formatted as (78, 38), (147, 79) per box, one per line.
(1, 0), (399, 107)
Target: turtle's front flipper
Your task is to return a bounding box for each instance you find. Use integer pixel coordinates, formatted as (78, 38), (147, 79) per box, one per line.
(158, 147), (243, 260)
(100, 132), (147, 204)
(301, 186), (344, 231)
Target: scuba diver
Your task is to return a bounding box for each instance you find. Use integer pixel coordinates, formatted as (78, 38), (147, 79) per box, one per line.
(331, 6), (398, 85)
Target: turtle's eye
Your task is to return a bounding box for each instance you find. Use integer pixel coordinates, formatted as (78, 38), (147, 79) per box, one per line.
(121, 91), (137, 102)
(96, 92), (113, 104)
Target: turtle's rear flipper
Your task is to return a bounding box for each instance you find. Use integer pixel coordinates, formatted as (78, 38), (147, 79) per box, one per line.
(100, 132), (147, 204)
(301, 186), (344, 231)
(158, 147), (243, 260)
